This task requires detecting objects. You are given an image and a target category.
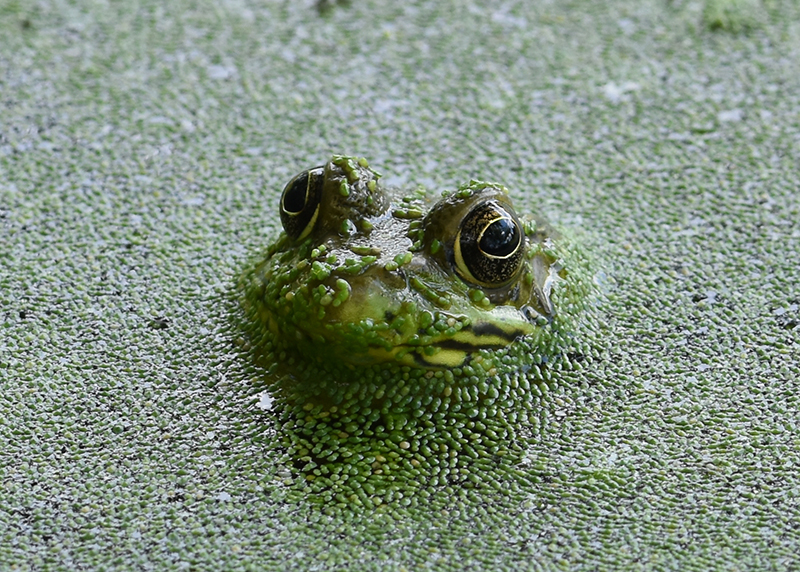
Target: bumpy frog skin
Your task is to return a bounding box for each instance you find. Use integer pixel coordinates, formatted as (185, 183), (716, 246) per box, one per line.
(237, 156), (595, 505)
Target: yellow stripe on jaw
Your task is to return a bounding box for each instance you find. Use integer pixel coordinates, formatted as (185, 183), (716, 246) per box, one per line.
(411, 347), (470, 369)
(447, 327), (518, 349)
(364, 323), (525, 369)
(366, 343), (468, 369)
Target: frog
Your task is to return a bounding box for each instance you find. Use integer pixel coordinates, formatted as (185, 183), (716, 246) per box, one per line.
(236, 155), (595, 504)
(241, 155), (589, 376)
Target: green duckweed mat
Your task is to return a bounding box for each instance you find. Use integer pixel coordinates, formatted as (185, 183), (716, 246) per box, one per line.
(2, 0), (799, 570)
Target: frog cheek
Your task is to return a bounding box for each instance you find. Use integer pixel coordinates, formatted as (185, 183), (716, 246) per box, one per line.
(279, 166), (325, 240)
(453, 200), (525, 288)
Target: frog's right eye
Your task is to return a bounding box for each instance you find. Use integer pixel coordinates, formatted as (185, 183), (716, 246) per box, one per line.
(280, 167), (325, 240)
(453, 200), (524, 288)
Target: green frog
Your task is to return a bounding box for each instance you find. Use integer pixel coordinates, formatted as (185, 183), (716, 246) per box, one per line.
(240, 155), (591, 380)
(237, 155), (595, 503)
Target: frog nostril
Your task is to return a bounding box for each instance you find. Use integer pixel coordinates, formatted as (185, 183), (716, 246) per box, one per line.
(280, 166), (325, 240)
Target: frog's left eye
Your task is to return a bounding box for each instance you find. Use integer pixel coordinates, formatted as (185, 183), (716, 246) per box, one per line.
(280, 167), (324, 240)
(454, 201), (524, 288)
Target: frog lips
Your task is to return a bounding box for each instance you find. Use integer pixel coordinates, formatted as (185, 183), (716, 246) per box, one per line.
(435, 321), (525, 350)
(382, 321), (529, 369)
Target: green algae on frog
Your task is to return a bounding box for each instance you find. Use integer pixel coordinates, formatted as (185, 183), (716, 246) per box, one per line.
(237, 155), (595, 505)
(241, 155), (589, 377)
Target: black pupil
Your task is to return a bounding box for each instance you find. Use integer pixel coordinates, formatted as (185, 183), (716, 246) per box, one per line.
(283, 173), (309, 213)
(479, 218), (520, 257)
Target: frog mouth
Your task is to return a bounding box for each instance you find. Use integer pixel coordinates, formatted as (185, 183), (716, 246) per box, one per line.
(458, 321), (526, 344)
(370, 321), (529, 369)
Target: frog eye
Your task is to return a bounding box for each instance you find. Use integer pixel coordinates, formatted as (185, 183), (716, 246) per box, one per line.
(453, 201), (524, 288)
(280, 167), (324, 240)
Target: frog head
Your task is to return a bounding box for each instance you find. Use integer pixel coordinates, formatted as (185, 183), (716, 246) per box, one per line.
(245, 155), (570, 370)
